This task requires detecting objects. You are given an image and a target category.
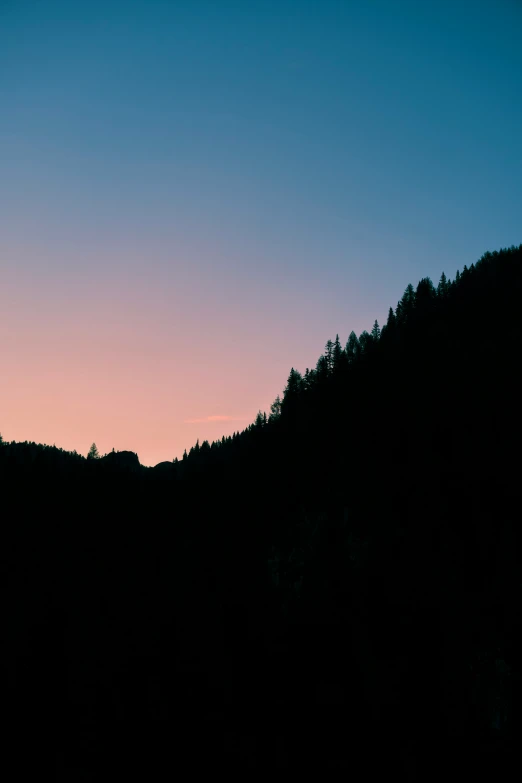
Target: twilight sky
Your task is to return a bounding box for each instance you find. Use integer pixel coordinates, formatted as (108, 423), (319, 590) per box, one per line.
(1, 0), (521, 466)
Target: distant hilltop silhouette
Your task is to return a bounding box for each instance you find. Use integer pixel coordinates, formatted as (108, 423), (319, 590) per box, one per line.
(100, 449), (141, 471)
(152, 460), (176, 473)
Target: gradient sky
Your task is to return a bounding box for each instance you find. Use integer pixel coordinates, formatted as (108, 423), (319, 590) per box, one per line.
(1, 0), (521, 466)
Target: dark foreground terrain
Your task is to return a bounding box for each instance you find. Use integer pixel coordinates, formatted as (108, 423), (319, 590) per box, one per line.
(3, 246), (521, 778)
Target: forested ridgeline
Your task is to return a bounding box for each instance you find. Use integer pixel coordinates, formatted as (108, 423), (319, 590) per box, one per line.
(2, 245), (521, 777)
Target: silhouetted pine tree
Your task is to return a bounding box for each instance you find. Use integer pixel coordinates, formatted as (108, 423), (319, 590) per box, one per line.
(345, 331), (359, 364)
(269, 395), (282, 422)
(358, 330), (372, 355)
(380, 307), (396, 342)
(315, 354), (329, 384)
(87, 443), (99, 460)
(324, 339), (334, 373)
(437, 272), (449, 299)
(332, 334), (343, 371)
(282, 368), (303, 410)
(415, 277), (436, 313)
(396, 283), (416, 325)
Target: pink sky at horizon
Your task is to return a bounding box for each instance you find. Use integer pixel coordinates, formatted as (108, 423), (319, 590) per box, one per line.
(0, 231), (502, 467)
(1, 249), (382, 467)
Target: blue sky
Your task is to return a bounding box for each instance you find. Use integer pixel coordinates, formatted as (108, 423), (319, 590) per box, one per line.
(1, 0), (521, 463)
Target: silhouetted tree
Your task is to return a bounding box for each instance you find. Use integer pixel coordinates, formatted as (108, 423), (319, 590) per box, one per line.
(415, 277), (436, 312)
(269, 395), (282, 421)
(345, 331), (359, 364)
(282, 368), (303, 406)
(358, 330), (372, 354)
(87, 443), (99, 460)
(396, 283), (416, 325)
(332, 334), (343, 371)
(381, 307), (396, 341)
(437, 272), (449, 299)
(315, 354), (329, 384)
(324, 339), (334, 373)
(302, 368), (313, 392)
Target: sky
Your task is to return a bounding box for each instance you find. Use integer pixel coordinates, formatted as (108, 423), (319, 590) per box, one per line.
(1, 0), (521, 466)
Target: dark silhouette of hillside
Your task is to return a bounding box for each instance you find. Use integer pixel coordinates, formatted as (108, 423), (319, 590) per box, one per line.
(2, 244), (521, 779)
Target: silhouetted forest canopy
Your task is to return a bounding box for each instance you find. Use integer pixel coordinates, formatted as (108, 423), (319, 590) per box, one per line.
(3, 245), (521, 778)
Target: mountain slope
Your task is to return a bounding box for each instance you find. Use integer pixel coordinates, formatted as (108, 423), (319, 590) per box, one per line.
(2, 244), (521, 777)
